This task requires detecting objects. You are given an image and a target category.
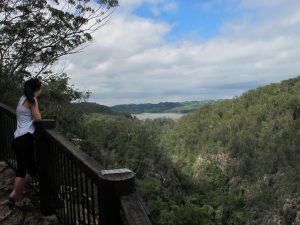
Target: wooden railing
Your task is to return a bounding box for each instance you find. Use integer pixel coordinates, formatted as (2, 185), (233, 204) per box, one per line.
(0, 102), (152, 225)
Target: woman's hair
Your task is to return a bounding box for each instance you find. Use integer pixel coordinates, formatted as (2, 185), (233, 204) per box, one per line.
(23, 78), (42, 106)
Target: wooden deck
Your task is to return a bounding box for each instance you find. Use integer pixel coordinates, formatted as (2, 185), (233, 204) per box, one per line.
(0, 161), (60, 225)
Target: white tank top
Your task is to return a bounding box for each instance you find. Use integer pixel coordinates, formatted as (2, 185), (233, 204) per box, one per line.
(14, 95), (35, 138)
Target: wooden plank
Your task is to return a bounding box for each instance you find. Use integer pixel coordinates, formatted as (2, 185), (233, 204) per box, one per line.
(120, 192), (152, 225)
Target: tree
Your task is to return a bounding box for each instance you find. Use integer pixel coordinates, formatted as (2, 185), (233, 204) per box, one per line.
(0, 0), (118, 104)
(38, 72), (90, 136)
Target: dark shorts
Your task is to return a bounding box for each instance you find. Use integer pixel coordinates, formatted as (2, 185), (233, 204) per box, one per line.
(12, 132), (36, 178)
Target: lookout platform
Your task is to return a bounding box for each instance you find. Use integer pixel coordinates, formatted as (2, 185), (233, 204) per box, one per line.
(0, 102), (152, 225)
(0, 161), (59, 225)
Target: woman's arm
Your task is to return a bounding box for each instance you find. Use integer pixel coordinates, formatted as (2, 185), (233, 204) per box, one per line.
(31, 98), (41, 121)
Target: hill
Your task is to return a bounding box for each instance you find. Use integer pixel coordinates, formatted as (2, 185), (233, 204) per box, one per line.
(165, 100), (216, 113)
(160, 75), (300, 224)
(68, 76), (300, 225)
(74, 102), (129, 116)
(112, 100), (216, 114)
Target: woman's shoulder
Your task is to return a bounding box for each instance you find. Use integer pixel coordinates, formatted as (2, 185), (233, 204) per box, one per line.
(18, 95), (31, 109)
(17, 95), (25, 104)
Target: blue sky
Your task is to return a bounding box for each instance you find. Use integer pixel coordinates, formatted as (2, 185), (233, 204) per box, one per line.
(133, 0), (248, 40)
(62, 0), (300, 106)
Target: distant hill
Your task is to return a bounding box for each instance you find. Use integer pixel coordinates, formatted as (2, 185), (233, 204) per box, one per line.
(74, 100), (217, 116)
(112, 100), (217, 114)
(74, 102), (129, 116)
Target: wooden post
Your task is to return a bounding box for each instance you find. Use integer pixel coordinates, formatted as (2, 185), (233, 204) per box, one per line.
(98, 169), (136, 225)
(34, 119), (56, 216)
(0, 108), (3, 161)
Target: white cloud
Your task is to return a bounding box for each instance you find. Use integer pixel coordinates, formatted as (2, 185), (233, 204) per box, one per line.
(60, 0), (300, 106)
(118, 0), (177, 16)
(162, 1), (177, 13)
(240, 0), (287, 8)
(119, 0), (145, 7)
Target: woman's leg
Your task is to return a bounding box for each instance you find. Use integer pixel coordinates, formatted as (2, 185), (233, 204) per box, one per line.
(10, 174), (32, 200)
(12, 177), (26, 201)
(10, 133), (33, 203)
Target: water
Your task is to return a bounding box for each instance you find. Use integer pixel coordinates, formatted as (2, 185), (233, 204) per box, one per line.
(132, 113), (185, 121)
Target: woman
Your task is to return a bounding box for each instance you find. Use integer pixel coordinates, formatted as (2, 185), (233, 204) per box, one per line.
(8, 78), (42, 210)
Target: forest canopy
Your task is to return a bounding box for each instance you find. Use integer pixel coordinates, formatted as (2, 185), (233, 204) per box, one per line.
(77, 76), (300, 225)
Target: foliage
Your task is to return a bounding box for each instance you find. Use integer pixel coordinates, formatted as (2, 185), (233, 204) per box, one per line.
(165, 100), (218, 113)
(38, 73), (90, 137)
(74, 77), (300, 224)
(76, 76), (300, 225)
(0, 0), (118, 104)
(160, 76), (300, 224)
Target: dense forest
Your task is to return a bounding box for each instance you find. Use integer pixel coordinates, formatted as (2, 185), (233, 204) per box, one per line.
(57, 76), (299, 225)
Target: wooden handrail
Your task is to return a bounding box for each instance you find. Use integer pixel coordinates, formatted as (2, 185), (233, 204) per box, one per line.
(0, 102), (16, 116)
(0, 102), (152, 225)
(120, 192), (152, 225)
(45, 128), (105, 183)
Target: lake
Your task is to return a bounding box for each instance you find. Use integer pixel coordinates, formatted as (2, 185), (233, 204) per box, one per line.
(132, 113), (185, 121)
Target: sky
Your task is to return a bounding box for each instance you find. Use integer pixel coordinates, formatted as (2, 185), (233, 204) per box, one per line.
(61, 0), (300, 106)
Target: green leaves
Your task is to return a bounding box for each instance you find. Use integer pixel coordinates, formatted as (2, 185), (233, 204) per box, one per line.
(159, 76), (300, 225)
(0, 0), (118, 102)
